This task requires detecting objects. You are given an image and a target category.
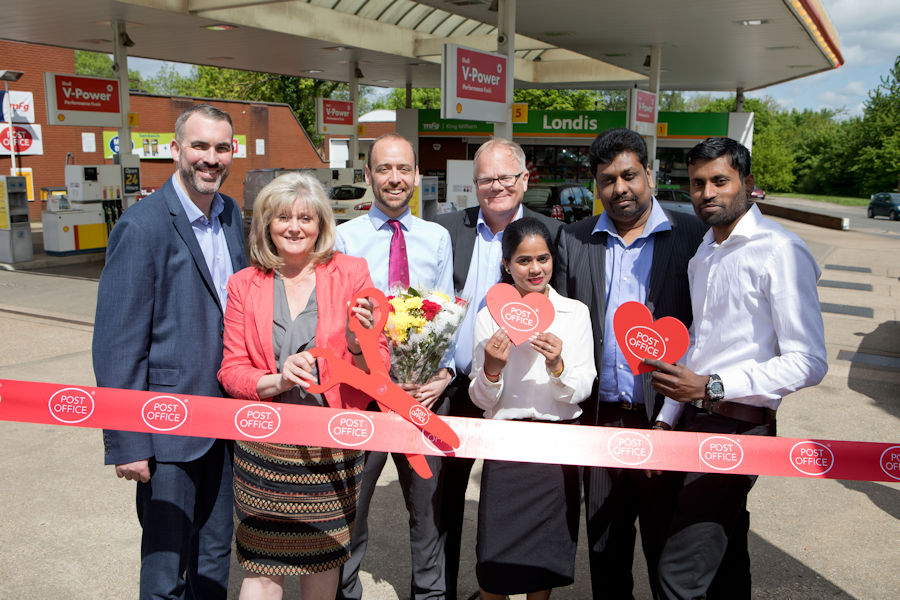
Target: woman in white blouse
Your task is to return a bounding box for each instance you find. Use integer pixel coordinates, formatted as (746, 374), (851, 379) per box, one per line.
(469, 216), (596, 600)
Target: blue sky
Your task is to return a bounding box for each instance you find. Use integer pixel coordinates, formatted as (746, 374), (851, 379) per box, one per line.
(747, 0), (900, 117)
(129, 0), (898, 118)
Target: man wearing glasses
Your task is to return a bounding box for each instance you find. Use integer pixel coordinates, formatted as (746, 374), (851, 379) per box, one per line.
(434, 137), (562, 599)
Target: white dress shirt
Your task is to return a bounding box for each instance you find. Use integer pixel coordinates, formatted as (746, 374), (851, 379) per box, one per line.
(659, 204), (828, 424)
(469, 286), (597, 421)
(335, 205), (456, 370)
(335, 205), (454, 297)
(454, 205), (524, 375)
(171, 174), (234, 311)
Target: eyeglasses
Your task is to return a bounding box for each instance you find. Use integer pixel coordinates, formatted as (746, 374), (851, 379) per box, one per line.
(474, 171), (525, 188)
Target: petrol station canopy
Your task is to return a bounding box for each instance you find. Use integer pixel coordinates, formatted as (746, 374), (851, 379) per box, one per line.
(2, 0), (842, 93)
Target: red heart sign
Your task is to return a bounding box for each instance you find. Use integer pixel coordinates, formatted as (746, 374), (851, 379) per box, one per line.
(613, 301), (689, 375)
(486, 283), (556, 346)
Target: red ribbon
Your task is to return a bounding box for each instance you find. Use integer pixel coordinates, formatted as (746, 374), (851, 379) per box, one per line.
(1, 378), (898, 482)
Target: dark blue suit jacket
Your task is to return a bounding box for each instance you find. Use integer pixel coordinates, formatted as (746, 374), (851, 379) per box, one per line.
(552, 208), (705, 424)
(94, 177), (247, 465)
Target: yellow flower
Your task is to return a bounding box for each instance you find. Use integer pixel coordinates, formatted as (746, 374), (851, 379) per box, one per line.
(410, 315), (427, 333)
(390, 297), (409, 315)
(432, 291), (451, 303)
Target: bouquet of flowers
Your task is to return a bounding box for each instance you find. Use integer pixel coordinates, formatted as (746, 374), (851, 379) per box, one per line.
(384, 287), (468, 385)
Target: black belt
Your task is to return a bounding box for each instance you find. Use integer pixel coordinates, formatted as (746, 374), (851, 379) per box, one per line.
(694, 400), (776, 425)
(597, 400), (646, 412)
(511, 417), (580, 425)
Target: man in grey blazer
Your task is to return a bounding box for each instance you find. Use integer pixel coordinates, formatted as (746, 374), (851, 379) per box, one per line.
(552, 128), (705, 599)
(434, 137), (562, 600)
(93, 104), (247, 600)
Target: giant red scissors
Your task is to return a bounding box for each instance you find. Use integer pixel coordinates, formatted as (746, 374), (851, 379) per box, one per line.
(305, 287), (459, 478)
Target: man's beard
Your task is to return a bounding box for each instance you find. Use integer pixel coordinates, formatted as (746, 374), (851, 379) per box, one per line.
(179, 160), (229, 196)
(698, 193), (750, 227)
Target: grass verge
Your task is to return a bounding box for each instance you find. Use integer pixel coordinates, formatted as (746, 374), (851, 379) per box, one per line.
(774, 192), (870, 207)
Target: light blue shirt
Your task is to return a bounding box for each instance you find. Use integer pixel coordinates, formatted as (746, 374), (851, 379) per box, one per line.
(171, 175), (234, 311)
(454, 204), (524, 375)
(594, 198), (671, 406)
(335, 205), (455, 370)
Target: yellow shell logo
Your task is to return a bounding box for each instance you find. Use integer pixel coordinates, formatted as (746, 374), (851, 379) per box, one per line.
(456, 103), (462, 114)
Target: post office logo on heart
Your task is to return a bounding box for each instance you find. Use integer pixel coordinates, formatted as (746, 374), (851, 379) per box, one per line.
(486, 283), (555, 346)
(613, 301), (689, 375)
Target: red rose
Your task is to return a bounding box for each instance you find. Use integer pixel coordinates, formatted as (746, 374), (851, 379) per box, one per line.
(421, 300), (441, 320)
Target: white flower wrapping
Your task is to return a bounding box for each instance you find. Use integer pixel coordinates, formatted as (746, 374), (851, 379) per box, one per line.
(384, 287), (468, 385)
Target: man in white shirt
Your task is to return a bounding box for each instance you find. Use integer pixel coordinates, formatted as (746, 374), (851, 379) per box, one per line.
(335, 133), (454, 600)
(645, 137), (828, 599)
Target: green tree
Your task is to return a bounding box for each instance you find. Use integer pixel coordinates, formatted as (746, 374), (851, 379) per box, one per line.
(698, 96), (780, 133)
(513, 88), (606, 110)
(692, 95), (796, 189)
(597, 90), (627, 111)
(372, 87), (617, 111)
(74, 50), (147, 91)
(751, 128), (794, 192)
(183, 67), (347, 147)
(854, 56), (900, 194)
(776, 108), (842, 193)
(659, 91), (686, 111)
(796, 57), (900, 196)
(371, 87), (441, 109)
(145, 63), (198, 96)
(74, 50), (116, 78)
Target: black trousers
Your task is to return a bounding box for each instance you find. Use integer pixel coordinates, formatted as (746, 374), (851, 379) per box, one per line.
(657, 407), (775, 600)
(439, 377), (483, 600)
(583, 404), (680, 600)
(337, 400), (448, 600)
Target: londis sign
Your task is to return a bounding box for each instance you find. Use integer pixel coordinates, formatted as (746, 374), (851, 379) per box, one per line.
(44, 73), (122, 127)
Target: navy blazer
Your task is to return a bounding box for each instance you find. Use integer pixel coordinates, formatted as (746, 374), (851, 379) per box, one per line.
(552, 208), (705, 424)
(94, 178), (247, 465)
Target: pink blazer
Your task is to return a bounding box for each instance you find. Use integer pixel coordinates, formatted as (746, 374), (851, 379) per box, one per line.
(218, 253), (390, 410)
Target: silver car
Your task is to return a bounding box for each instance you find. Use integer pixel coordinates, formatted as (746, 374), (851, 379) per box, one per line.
(654, 189), (697, 217)
(329, 184), (374, 223)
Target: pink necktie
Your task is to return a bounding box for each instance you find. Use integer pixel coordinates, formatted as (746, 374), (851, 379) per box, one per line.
(387, 219), (409, 289)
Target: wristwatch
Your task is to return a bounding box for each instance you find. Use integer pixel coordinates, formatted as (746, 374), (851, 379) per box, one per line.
(692, 374), (724, 410)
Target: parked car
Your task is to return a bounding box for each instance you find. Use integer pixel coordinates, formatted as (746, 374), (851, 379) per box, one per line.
(329, 184), (374, 223)
(654, 189), (697, 217)
(868, 192), (900, 221)
(522, 184), (594, 224)
(751, 187), (766, 199)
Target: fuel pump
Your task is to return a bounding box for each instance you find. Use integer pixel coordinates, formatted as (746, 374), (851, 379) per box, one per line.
(42, 160), (120, 255)
(0, 175), (33, 263)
